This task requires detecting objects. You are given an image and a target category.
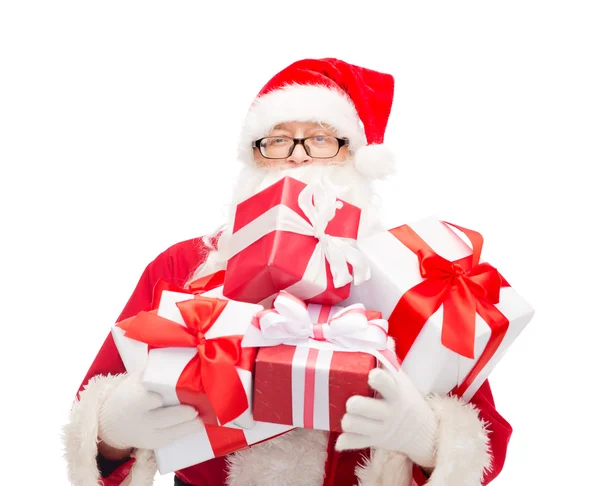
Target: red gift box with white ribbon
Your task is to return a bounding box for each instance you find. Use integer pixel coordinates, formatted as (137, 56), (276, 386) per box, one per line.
(242, 292), (399, 432)
(223, 176), (370, 306)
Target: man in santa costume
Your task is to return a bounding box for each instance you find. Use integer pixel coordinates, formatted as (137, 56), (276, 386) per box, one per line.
(63, 58), (512, 486)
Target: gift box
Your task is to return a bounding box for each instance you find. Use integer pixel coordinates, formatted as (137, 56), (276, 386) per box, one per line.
(223, 176), (370, 306)
(154, 421), (294, 474)
(242, 291), (399, 432)
(111, 275), (296, 473)
(346, 217), (535, 401)
(112, 274), (262, 430)
(253, 345), (375, 432)
(111, 272), (227, 376)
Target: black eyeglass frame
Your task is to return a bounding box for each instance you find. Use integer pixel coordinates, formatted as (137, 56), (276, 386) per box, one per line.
(251, 136), (349, 159)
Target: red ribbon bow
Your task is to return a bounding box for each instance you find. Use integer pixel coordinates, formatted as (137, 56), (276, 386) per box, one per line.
(149, 270), (226, 311)
(415, 248), (504, 359)
(119, 292), (249, 426)
(389, 222), (510, 397)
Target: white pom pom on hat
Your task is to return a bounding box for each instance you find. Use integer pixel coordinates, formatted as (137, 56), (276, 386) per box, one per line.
(355, 143), (396, 179)
(238, 58), (396, 179)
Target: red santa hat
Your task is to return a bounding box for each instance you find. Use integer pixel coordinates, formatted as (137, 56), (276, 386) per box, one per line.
(238, 58), (396, 179)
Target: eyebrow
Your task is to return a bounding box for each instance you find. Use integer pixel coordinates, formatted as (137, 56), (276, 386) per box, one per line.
(271, 124), (333, 136)
(270, 125), (294, 134)
(306, 127), (331, 136)
(272, 123), (293, 130)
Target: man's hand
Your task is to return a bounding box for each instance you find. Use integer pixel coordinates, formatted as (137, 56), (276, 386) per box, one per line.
(335, 368), (439, 468)
(98, 372), (205, 452)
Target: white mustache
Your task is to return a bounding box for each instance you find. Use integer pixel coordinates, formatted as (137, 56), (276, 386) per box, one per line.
(232, 161), (371, 208)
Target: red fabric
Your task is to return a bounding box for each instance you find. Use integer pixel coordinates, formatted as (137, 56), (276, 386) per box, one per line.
(258, 58), (394, 146)
(99, 457), (136, 486)
(472, 380), (513, 484)
(76, 235), (512, 485)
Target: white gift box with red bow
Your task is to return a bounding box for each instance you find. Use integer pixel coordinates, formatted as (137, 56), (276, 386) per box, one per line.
(111, 283), (294, 474)
(346, 217), (535, 401)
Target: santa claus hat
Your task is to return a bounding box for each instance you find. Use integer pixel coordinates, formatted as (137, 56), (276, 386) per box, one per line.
(238, 58), (396, 179)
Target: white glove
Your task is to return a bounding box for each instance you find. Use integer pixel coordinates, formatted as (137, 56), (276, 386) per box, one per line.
(98, 372), (205, 450)
(336, 368), (438, 468)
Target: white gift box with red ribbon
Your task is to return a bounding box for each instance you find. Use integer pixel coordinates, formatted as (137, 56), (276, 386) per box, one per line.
(115, 288), (260, 429)
(152, 419), (294, 474)
(346, 217), (535, 401)
(111, 283), (294, 474)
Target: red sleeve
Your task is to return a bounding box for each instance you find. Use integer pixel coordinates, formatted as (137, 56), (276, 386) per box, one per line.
(99, 458), (137, 486)
(413, 380), (512, 485)
(76, 236), (207, 398)
(72, 237), (209, 484)
(471, 380), (513, 484)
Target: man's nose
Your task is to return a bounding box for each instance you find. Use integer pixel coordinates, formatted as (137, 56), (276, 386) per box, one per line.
(287, 142), (312, 165)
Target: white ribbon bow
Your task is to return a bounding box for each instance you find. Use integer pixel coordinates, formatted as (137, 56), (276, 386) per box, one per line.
(296, 182), (371, 288)
(246, 291), (389, 352)
(229, 180), (371, 295)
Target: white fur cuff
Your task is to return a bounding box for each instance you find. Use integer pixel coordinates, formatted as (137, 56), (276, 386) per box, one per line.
(424, 394), (491, 486)
(356, 394), (491, 486)
(62, 373), (157, 486)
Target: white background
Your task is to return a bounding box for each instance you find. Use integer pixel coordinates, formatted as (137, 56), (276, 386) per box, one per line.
(1, 1), (599, 484)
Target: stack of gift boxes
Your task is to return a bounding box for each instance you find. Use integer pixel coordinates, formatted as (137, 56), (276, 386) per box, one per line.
(112, 176), (535, 474)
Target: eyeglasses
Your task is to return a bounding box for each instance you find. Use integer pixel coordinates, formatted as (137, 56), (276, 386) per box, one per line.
(252, 136), (349, 159)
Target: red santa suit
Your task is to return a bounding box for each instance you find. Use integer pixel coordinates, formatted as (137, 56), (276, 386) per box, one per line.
(64, 236), (512, 486)
(64, 57), (513, 485)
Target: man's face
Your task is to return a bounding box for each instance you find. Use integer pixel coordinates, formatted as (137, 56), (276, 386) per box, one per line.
(190, 120), (381, 280)
(253, 121), (350, 169)
(234, 120), (373, 216)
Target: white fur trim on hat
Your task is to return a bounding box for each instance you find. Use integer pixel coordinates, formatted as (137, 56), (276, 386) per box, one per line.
(238, 84), (367, 165)
(355, 393), (492, 486)
(62, 373), (157, 486)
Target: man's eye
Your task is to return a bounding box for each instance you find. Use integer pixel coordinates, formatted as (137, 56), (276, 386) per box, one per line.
(264, 137), (289, 146)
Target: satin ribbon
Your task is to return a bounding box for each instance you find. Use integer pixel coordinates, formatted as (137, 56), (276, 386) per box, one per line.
(250, 291), (389, 352)
(118, 295), (249, 425)
(228, 181), (370, 297)
(388, 222), (510, 396)
(204, 424), (249, 458)
(149, 271), (226, 310)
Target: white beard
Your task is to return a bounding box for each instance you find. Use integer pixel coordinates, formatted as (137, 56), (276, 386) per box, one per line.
(187, 160), (383, 285)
